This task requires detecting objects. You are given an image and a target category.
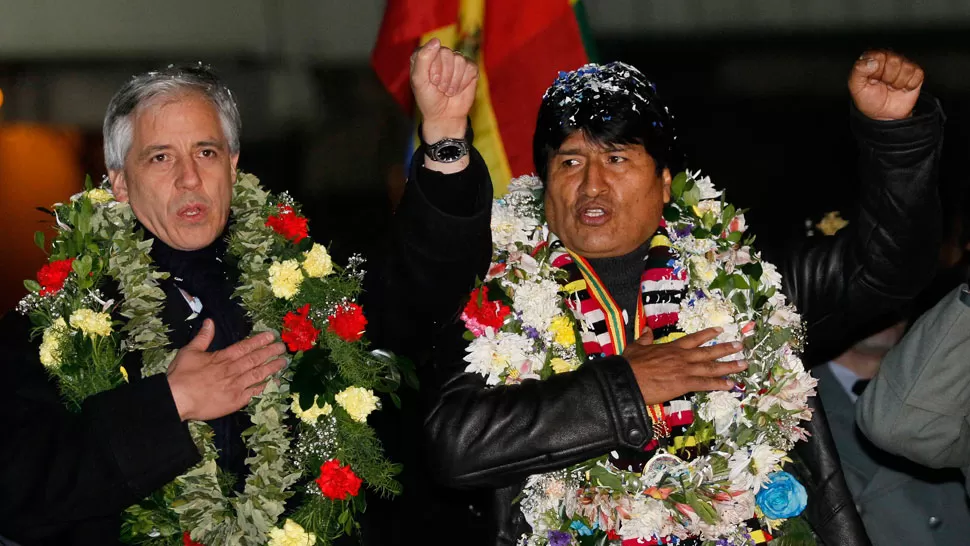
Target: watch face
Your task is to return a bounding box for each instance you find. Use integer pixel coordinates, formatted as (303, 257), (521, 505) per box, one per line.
(429, 139), (468, 163)
(435, 143), (465, 162)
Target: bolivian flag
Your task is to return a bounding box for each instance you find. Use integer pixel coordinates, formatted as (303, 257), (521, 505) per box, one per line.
(372, 0), (593, 195)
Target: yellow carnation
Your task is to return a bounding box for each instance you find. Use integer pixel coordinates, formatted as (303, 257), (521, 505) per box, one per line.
(302, 243), (333, 278)
(268, 259), (304, 299)
(85, 188), (114, 205)
(39, 317), (69, 368)
(69, 309), (112, 337)
(290, 394), (333, 424)
(816, 211), (849, 236)
(550, 357), (579, 374)
(335, 386), (380, 423)
(267, 518), (316, 546)
(549, 315), (576, 346)
(120, 366), (129, 383)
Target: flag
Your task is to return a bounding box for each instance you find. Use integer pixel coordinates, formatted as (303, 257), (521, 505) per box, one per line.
(372, 0), (593, 195)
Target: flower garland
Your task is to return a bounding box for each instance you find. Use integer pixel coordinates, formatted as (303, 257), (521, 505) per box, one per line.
(19, 175), (404, 545)
(462, 173), (818, 546)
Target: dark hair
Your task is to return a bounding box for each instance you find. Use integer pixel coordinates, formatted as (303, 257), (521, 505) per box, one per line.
(532, 62), (682, 182)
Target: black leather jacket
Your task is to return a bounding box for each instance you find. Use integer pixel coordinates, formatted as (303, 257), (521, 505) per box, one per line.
(423, 97), (944, 546)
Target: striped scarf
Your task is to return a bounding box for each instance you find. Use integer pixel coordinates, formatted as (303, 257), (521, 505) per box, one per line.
(550, 224), (774, 545)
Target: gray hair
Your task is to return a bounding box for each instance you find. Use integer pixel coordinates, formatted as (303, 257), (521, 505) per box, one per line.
(102, 64), (241, 172)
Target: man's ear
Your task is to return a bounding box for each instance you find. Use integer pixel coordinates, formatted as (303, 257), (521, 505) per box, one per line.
(108, 170), (129, 202)
(662, 168), (673, 203)
(230, 153), (240, 183)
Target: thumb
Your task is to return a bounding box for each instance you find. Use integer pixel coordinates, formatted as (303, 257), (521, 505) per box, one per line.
(849, 53), (883, 90)
(635, 327), (655, 346)
(187, 319), (215, 351)
(411, 38), (441, 80)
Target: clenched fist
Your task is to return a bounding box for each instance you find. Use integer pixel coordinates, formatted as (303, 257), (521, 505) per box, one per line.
(849, 50), (924, 121)
(410, 38), (479, 172)
(623, 327), (747, 406)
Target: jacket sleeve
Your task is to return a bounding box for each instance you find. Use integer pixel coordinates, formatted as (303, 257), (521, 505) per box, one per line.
(772, 95), (944, 363)
(857, 283), (970, 470)
(0, 312), (200, 538)
(424, 320), (653, 489)
(362, 147), (493, 360)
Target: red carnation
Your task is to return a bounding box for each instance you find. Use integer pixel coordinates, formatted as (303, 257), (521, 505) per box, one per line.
(182, 532), (204, 546)
(461, 286), (511, 336)
(327, 302), (367, 342)
(37, 258), (75, 296)
(281, 304), (321, 352)
(265, 204), (309, 243)
(315, 459), (363, 500)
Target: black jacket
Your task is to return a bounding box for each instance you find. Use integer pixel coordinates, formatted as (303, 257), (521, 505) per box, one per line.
(422, 97), (944, 546)
(0, 156), (491, 545)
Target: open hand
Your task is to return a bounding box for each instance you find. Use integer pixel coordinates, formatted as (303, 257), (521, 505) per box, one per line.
(623, 327), (747, 406)
(849, 50), (924, 121)
(167, 319), (287, 421)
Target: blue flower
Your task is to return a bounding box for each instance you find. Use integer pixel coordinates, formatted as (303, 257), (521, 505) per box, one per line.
(756, 471), (808, 519)
(569, 520), (593, 536)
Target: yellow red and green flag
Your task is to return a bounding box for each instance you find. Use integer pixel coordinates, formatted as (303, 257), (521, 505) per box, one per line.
(372, 0), (594, 195)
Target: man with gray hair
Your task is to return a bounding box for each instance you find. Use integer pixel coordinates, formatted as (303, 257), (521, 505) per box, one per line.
(0, 41), (484, 545)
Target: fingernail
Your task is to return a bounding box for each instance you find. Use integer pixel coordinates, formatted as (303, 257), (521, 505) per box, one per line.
(448, 86), (456, 95)
(869, 78), (879, 85)
(737, 360), (747, 369)
(731, 341), (742, 349)
(431, 75), (440, 84)
(714, 327), (724, 333)
(725, 380), (735, 389)
(866, 59), (878, 69)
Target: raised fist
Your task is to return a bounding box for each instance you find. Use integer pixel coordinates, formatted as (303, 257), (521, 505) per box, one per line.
(849, 50), (924, 121)
(410, 38), (478, 143)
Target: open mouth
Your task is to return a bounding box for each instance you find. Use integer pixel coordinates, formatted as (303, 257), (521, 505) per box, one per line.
(177, 203), (208, 221)
(578, 204), (611, 226)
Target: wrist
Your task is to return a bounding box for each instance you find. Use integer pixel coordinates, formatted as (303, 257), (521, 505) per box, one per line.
(167, 376), (191, 422)
(421, 118), (468, 144)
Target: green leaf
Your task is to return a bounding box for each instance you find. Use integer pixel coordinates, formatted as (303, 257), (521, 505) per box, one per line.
(685, 491), (719, 524)
(722, 203), (736, 223)
(34, 231), (45, 252)
(671, 171), (689, 199)
(692, 227), (711, 239)
(682, 181), (701, 207)
(587, 465), (624, 490)
(740, 262), (763, 280)
(731, 274), (750, 289)
(24, 279), (41, 293)
(662, 205), (681, 222)
(462, 330), (475, 342)
(726, 231), (743, 244)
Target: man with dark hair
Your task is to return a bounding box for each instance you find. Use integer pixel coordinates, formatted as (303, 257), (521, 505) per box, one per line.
(421, 50), (943, 545)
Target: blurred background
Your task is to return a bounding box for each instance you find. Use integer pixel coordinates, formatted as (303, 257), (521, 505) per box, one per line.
(2, 0), (970, 313)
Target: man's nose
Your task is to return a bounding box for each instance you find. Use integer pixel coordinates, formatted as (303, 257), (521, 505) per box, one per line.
(580, 163), (609, 197)
(175, 158), (203, 189)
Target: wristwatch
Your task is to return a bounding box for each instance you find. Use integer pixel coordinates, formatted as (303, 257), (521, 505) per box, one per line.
(418, 122), (472, 163)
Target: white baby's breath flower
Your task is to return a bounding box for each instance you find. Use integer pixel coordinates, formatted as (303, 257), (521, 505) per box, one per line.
(767, 305), (800, 328)
(674, 234), (717, 256)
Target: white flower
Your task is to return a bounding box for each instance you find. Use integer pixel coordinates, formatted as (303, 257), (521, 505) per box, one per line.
(507, 174), (544, 193)
(693, 200), (722, 218)
(743, 444), (785, 492)
(761, 261), (783, 289)
(689, 255), (718, 285)
(678, 294), (740, 343)
(267, 518), (316, 546)
(492, 202), (538, 249)
(619, 496), (672, 539)
(507, 251), (540, 277)
(69, 309), (113, 337)
(674, 234), (717, 256)
(690, 172), (722, 200)
(520, 474), (568, 533)
(512, 278), (561, 331)
(758, 370), (817, 419)
(698, 391), (743, 435)
(290, 393), (333, 424)
(464, 330), (538, 385)
(768, 305), (801, 328)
